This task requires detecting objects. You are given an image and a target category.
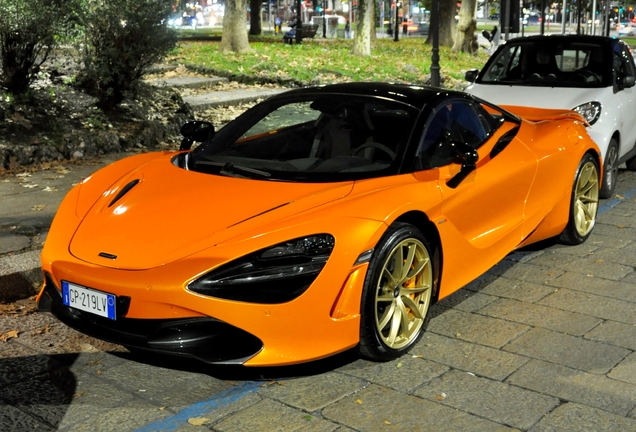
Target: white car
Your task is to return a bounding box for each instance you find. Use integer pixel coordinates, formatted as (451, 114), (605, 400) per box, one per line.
(465, 35), (636, 198)
(618, 23), (635, 36)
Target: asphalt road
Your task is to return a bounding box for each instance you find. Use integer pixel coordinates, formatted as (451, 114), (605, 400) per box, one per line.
(2, 158), (636, 430)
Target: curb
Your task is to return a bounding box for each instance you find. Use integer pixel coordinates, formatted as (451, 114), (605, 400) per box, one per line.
(183, 88), (287, 110)
(0, 250), (42, 303)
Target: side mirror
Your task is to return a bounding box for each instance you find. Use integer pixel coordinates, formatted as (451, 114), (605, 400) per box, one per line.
(622, 75), (636, 88)
(180, 121), (215, 151)
(447, 141), (478, 189)
(465, 69), (479, 83)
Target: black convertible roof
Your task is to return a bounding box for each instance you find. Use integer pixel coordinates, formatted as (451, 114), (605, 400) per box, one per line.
(274, 82), (462, 110)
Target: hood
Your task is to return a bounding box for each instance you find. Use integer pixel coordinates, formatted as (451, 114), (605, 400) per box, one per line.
(70, 157), (353, 270)
(466, 84), (610, 111)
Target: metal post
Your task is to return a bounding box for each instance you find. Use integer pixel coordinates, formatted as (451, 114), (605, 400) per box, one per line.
(591, 0), (597, 34)
(540, 0), (545, 34)
(576, 0), (581, 34)
(394, 1), (400, 41)
(322, 0), (326, 37)
(430, 0), (440, 87)
(296, 0), (303, 43)
(504, 0), (510, 40)
(561, 0), (567, 34)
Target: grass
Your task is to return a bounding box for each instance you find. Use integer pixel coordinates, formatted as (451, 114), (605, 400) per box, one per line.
(171, 38), (490, 89)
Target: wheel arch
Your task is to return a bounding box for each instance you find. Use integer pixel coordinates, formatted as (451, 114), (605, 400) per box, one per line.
(586, 148), (602, 181)
(392, 211), (443, 303)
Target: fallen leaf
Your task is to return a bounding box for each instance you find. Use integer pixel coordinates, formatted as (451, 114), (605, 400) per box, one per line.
(31, 204), (46, 211)
(42, 186), (58, 192)
(411, 354), (423, 358)
(455, 333), (461, 337)
(595, 259), (603, 263)
(616, 225), (626, 229)
(384, 420), (392, 425)
(0, 330), (20, 342)
(187, 417), (209, 426)
(435, 393), (446, 401)
(355, 398), (363, 404)
(159, 406), (167, 410)
(396, 362), (403, 368)
(22, 183), (39, 188)
(34, 324), (51, 335)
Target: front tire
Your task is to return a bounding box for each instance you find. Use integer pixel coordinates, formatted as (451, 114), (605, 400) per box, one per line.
(599, 138), (618, 198)
(559, 154), (599, 245)
(358, 223), (436, 361)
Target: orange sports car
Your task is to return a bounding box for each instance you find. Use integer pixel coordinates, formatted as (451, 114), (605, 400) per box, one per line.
(37, 83), (601, 366)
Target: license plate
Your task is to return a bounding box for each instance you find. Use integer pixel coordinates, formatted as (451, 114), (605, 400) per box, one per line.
(62, 281), (116, 320)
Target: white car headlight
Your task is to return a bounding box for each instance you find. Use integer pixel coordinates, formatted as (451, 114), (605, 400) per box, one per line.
(573, 102), (601, 126)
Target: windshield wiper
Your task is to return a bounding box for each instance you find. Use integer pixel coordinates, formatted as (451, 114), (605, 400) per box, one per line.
(195, 160), (271, 178)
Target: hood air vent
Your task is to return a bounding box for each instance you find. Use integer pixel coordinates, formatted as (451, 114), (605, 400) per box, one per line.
(108, 179), (141, 208)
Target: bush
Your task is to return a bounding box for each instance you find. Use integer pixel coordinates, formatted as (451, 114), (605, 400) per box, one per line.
(0, 0), (76, 94)
(78, 0), (177, 110)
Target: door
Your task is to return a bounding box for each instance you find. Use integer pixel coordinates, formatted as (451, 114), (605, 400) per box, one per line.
(415, 99), (537, 294)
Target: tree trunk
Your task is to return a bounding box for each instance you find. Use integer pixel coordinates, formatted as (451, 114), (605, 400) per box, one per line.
(452, 0), (477, 52)
(353, 0), (372, 55)
(370, 0), (376, 41)
(220, 0), (251, 53)
(425, 0), (456, 47)
(249, 0), (263, 35)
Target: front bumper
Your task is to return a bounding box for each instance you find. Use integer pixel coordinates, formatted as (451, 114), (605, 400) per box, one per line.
(37, 276), (263, 365)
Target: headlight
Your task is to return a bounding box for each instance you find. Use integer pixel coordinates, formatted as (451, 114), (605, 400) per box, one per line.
(573, 102), (601, 126)
(188, 235), (335, 304)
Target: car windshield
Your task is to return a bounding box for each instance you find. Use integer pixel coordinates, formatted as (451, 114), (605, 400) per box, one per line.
(478, 40), (612, 88)
(188, 94), (418, 182)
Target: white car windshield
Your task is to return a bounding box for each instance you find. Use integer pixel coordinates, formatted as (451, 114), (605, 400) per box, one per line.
(479, 40), (612, 88)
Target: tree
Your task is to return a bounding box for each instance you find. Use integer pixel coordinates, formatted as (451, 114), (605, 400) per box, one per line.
(249, 0), (263, 35)
(221, 0), (251, 53)
(78, 0), (177, 110)
(425, 0), (455, 47)
(0, 0), (75, 94)
(452, 0), (478, 52)
(353, 0), (373, 55)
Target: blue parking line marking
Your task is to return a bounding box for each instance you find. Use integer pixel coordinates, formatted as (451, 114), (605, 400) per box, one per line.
(598, 184), (636, 216)
(134, 381), (260, 432)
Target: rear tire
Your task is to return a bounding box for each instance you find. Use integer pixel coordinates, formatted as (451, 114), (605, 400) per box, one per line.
(599, 139), (618, 198)
(358, 223), (437, 361)
(559, 154), (599, 245)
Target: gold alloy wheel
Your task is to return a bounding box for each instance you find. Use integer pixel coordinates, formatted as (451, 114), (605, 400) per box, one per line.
(574, 160), (599, 237)
(374, 238), (432, 350)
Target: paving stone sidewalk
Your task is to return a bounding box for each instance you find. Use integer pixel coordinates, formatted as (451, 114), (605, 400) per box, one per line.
(3, 79), (636, 429)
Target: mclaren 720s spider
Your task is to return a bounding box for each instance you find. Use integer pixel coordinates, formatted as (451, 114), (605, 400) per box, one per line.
(37, 83), (602, 366)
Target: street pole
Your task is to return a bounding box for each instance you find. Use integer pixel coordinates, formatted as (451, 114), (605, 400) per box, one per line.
(394, 1), (400, 41)
(591, 0), (597, 34)
(322, 0), (326, 37)
(504, 0), (510, 40)
(296, 0), (303, 43)
(430, 0), (440, 86)
(561, 0), (567, 34)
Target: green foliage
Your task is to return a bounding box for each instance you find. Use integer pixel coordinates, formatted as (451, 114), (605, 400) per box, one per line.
(77, 0), (177, 110)
(0, 0), (78, 94)
(174, 39), (489, 85)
